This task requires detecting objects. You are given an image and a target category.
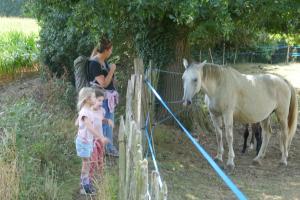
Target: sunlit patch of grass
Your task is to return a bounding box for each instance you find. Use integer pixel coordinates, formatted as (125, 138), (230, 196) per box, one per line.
(0, 17), (39, 34)
(0, 17), (39, 77)
(0, 31), (39, 76)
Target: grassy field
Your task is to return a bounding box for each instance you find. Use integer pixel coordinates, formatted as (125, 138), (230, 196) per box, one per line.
(0, 17), (39, 78)
(0, 74), (119, 199)
(0, 17), (39, 34)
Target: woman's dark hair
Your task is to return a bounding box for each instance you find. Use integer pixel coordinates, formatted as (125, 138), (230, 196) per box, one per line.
(97, 37), (112, 53)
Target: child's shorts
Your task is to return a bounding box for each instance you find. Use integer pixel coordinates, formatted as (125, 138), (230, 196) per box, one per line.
(75, 137), (93, 158)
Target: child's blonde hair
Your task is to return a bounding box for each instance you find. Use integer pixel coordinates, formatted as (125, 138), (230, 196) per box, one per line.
(77, 87), (95, 111)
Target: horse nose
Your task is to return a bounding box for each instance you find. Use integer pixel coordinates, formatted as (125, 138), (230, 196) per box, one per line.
(183, 100), (192, 106)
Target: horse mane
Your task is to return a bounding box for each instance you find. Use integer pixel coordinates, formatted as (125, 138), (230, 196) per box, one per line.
(202, 63), (228, 83)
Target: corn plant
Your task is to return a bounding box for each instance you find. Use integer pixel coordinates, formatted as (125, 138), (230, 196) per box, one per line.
(0, 31), (39, 76)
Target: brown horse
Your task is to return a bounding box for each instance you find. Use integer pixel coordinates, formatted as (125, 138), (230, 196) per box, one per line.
(242, 123), (262, 155)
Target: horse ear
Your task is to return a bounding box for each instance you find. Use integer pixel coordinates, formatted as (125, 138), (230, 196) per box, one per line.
(197, 60), (207, 68)
(183, 58), (189, 69)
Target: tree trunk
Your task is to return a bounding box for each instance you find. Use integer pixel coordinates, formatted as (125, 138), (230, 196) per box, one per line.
(143, 25), (212, 133)
(234, 48), (237, 64)
(157, 36), (190, 121)
(223, 43), (225, 65)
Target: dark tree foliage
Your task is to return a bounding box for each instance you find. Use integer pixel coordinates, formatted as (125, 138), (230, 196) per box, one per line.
(0, 0), (26, 16)
(29, 0), (300, 79)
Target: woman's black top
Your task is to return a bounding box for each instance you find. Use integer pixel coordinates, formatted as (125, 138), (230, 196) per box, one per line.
(88, 60), (115, 90)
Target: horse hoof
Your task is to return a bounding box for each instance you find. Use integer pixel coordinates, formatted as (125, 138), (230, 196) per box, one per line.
(249, 144), (254, 150)
(226, 164), (235, 172)
(214, 157), (222, 164)
(252, 159), (262, 166)
(279, 160), (287, 167)
(214, 158), (225, 169)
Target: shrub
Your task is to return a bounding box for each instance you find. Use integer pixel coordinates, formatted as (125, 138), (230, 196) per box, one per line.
(0, 0), (25, 17)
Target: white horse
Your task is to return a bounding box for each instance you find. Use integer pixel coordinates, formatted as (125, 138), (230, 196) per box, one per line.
(182, 59), (298, 170)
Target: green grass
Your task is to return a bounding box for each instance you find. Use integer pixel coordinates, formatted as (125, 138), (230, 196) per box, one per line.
(0, 31), (39, 75)
(0, 75), (120, 199)
(0, 17), (39, 34)
(0, 98), (78, 199)
(0, 17), (39, 76)
(0, 76), (77, 199)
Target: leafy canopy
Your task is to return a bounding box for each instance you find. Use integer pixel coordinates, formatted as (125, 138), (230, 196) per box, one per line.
(29, 0), (300, 77)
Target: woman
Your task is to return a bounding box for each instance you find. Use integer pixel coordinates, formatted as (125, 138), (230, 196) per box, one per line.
(88, 37), (119, 157)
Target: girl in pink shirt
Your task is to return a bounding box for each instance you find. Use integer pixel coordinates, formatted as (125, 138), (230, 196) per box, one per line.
(89, 89), (113, 179)
(75, 87), (108, 195)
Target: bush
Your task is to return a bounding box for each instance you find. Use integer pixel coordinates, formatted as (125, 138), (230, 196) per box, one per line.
(36, 2), (101, 81)
(0, 0), (25, 17)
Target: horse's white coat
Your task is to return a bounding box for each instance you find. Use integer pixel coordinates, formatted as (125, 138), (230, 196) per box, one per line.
(182, 60), (298, 168)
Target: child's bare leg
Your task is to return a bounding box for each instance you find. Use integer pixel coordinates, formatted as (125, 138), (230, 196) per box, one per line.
(81, 158), (90, 186)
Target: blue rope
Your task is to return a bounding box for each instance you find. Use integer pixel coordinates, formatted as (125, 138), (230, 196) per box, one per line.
(154, 99), (184, 105)
(145, 112), (163, 188)
(145, 79), (248, 200)
(145, 125), (156, 159)
(291, 53), (300, 56)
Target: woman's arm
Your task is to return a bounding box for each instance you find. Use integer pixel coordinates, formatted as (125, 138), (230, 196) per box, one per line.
(94, 64), (116, 88)
(103, 118), (114, 127)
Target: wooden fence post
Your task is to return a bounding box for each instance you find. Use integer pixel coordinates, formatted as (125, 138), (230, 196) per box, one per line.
(126, 80), (133, 122)
(286, 45), (290, 63)
(139, 159), (149, 200)
(150, 171), (160, 199)
(209, 48), (214, 63)
(234, 48), (237, 64)
(119, 117), (126, 200)
(199, 50), (202, 62)
(119, 58), (167, 200)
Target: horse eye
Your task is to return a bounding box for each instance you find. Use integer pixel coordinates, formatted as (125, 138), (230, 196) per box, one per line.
(193, 78), (197, 82)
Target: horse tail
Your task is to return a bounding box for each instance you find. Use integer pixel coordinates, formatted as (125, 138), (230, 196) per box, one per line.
(287, 82), (298, 138)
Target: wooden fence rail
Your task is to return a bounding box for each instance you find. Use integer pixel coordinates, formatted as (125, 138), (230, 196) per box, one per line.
(118, 58), (167, 200)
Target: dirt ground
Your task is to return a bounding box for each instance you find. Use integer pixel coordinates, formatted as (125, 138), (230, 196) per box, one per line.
(149, 63), (300, 200)
(1, 63), (299, 200)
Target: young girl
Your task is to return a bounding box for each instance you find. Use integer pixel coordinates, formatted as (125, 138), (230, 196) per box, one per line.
(89, 89), (113, 179)
(75, 87), (108, 195)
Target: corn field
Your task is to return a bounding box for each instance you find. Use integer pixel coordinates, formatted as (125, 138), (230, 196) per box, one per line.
(0, 17), (39, 76)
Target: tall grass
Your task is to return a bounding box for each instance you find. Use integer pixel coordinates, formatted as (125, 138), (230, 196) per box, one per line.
(94, 166), (119, 200)
(0, 31), (39, 75)
(0, 128), (19, 200)
(0, 74), (78, 199)
(0, 17), (39, 76)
